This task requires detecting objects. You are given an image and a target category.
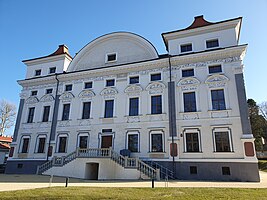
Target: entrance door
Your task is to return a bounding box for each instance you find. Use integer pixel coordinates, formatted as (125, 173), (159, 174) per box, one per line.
(85, 163), (99, 180)
(101, 135), (113, 148)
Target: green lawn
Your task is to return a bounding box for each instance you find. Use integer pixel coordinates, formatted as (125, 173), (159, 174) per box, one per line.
(258, 160), (267, 172)
(1, 187), (267, 200)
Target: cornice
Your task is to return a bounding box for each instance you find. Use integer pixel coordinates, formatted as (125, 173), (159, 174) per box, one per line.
(23, 54), (71, 66)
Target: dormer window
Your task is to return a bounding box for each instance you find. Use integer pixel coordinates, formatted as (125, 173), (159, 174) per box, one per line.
(31, 91), (37, 96)
(106, 53), (117, 63)
(180, 43), (192, 53)
(65, 84), (72, 91)
(106, 79), (115, 87)
(49, 67), (56, 74)
(35, 69), (41, 76)
(206, 39), (219, 48)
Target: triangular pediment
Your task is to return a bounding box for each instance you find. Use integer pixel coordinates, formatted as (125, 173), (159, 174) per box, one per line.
(26, 96), (39, 104)
(177, 77), (200, 86)
(40, 94), (54, 102)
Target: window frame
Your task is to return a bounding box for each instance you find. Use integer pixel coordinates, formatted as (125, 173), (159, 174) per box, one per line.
(19, 136), (30, 153)
(65, 84), (73, 91)
(82, 102), (91, 119)
(77, 132), (90, 149)
(105, 79), (115, 87)
(46, 89), (53, 94)
(105, 52), (117, 63)
(31, 91), (38, 96)
(35, 135), (46, 154)
(27, 107), (35, 123)
(151, 95), (162, 114)
(42, 106), (50, 122)
(84, 81), (93, 89)
(211, 89), (226, 110)
(150, 73), (161, 82)
(208, 64), (222, 74)
(182, 69), (194, 77)
(129, 76), (139, 84)
(183, 128), (201, 153)
(49, 67), (56, 74)
(183, 91), (197, 112)
(206, 38), (219, 49)
(126, 131), (140, 153)
(212, 127), (233, 153)
(56, 134), (68, 153)
(104, 99), (114, 118)
(180, 43), (193, 53)
(149, 130), (164, 153)
(35, 69), (41, 76)
(129, 97), (139, 116)
(61, 103), (71, 121)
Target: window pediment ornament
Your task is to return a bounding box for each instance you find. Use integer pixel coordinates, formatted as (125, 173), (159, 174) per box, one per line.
(100, 87), (118, 99)
(146, 81), (166, 94)
(124, 84), (143, 96)
(205, 74), (229, 88)
(59, 92), (75, 102)
(40, 94), (54, 102)
(78, 90), (95, 100)
(177, 77), (200, 91)
(26, 96), (39, 104)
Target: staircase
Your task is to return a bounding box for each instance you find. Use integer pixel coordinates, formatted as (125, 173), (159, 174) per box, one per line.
(37, 148), (157, 179)
(143, 160), (175, 180)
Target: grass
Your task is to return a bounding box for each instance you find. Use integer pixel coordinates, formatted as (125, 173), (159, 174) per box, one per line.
(258, 160), (267, 172)
(0, 187), (267, 200)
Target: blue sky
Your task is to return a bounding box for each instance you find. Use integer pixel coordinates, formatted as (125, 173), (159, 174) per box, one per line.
(0, 0), (267, 134)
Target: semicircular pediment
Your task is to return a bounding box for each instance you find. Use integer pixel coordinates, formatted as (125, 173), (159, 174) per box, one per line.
(100, 87), (118, 97)
(59, 92), (75, 102)
(40, 94), (54, 102)
(177, 77), (201, 86)
(205, 74), (229, 84)
(78, 90), (96, 99)
(124, 84), (143, 94)
(67, 32), (158, 72)
(26, 96), (39, 104)
(146, 81), (166, 94)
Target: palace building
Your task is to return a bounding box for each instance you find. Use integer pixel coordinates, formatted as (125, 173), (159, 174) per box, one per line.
(6, 16), (260, 181)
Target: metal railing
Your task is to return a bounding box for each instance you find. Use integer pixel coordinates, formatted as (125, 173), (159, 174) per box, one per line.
(144, 160), (175, 180)
(37, 148), (157, 179)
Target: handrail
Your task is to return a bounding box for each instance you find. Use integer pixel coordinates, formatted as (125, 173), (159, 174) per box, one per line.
(37, 148), (157, 179)
(143, 160), (175, 180)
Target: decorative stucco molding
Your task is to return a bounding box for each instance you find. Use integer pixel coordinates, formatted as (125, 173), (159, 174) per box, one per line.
(177, 77), (200, 91)
(40, 94), (55, 102)
(78, 90), (95, 100)
(205, 74), (229, 88)
(100, 87), (118, 99)
(124, 84), (143, 96)
(146, 81), (166, 94)
(25, 96), (39, 104)
(59, 92), (75, 102)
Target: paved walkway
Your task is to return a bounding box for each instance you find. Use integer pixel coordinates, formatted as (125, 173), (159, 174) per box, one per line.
(0, 171), (267, 191)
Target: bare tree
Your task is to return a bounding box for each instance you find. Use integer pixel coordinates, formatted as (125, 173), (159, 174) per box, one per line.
(259, 101), (267, 120)
(0, 99), (16, 136)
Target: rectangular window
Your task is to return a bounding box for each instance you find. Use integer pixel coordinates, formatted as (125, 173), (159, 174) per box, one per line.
(82, 102), (91, 119)
(186, 132), (199, 152)
(211, 89), (226, 110)
(31, 91), (37, 96)
(150, 73), (161, 81)
(107, 53), (117, 62)
(21, 138), (29, 153)
(222, 167), (231, 175)
(49, 67), (56, 74)
(129, 76), (139, 84)
(27, 107), (35, 123)
(206, 39), (219, 48)
(46, 89), (53, 94)
(106, 79), (115, 87)
(128, 134), (138, 152)
(79, 136), (88, 148)
(190, 166), (197, 174)
(183, 92), (196, 112)
(65, 84), (72, 91)
(58, 136), (67, 153)
(35, 69), (41, 76)
(37, 138), (46, 153)
(104, 100), (114, 118)
(182, 69), (194, 77)
(42, 106), (50, 122)
(151, 95), (162, 114)
(151, 133), (163, 152)
(84, 82), (93, 89)
(102, 129), (112, 133)
(209, 65), (222, 74)
(180, 43), (192, 53)
(215, 132), (231, 152)
(62, 104), (70, 121)
(129, 97), (139, 116)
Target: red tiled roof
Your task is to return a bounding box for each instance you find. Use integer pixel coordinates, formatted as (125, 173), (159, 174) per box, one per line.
(0, 136), (12, 143)
(0, 143), (10, 149)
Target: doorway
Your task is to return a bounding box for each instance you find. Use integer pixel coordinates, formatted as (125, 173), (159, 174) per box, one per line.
(85, 163), (99, 180)
(101, 135), (113, 148)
